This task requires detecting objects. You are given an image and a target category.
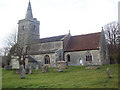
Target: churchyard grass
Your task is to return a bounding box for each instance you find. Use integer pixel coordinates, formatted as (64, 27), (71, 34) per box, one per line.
(0, 68), (2, 89)
(2, 64), (118, 88)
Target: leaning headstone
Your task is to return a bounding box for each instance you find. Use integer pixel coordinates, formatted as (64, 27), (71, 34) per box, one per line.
(58, 65), (62, 72)
(41, 66), (44, 73)
(29, 65), (32, 74)
(107, 68), (112, 78)
(21, 65), (25, 79)
(35, 64), (39, 71)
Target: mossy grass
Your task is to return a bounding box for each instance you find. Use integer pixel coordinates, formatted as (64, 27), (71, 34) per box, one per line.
(2, 64), (118, 88)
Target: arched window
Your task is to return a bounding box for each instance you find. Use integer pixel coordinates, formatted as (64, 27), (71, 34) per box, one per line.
(86, 51), (92, 61)
(44, 55), (50, 64)
(66, 54), (70, 62)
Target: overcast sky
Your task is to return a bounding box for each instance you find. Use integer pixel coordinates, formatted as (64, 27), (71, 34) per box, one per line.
(0, 0), (119, 48)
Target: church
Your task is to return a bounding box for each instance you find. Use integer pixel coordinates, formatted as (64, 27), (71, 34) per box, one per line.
(14, 1), (110, 67)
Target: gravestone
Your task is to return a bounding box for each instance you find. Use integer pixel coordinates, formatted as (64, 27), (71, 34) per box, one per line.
(33, 63), (36, 69)
(41, 65), (44, 73)
(35, 64), (39, 71)
(107, 68), (112, 78)
(29, 65), (32, 74)
(45, 65), (48, 72)
(21, 65), (25, 79)
(58, 65), (62, 72)
(25, 64), (29, 74)
(15, 69), (21, 74)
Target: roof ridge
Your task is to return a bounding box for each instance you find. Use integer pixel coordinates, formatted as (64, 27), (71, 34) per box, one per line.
(40, 34), (66, 39)
(72, 32), (101, 37)
(65, 31), (101, 52)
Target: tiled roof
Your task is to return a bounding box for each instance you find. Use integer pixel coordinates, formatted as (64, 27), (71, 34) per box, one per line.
(29, 50), (57, 55)
(65, 32), (101, 52)
(40, 35), (66, 43)
(31, 35), (66, 44)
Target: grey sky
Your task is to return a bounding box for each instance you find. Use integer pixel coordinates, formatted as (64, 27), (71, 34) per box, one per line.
(0, 0), (119, 48)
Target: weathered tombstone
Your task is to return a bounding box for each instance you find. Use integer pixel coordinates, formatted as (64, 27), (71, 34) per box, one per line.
(33, 63), (36, 69)
(25, 64), (29, 74)
(35, 64), (39, 71)
(45, 65), (48, 72)
(41, 65), (44, 73)
(107, 68), (112, 78)
(21, 65), (25, 79)
(25, 58), (28, 66)
(58, 65), (62, 72)
(29, 65), (32, 74)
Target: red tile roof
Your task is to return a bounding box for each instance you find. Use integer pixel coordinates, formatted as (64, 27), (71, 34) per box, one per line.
(65, 32), (101, 52)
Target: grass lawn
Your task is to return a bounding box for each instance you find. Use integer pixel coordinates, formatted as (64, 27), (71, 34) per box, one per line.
(2, 64), (119, 88)
(0, 68), (2, 89)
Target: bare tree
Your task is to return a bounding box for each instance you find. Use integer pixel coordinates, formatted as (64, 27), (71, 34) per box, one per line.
(1, 30), (18, 57)
(5, 30), (18, 50)
(103, 21), (119, 45)
(0, 30), (18, 68)
(2, 29), (31, 69)
(2, 47), (9, 56)
(14, 43), (30, 68)
(103, 21), (119, 64)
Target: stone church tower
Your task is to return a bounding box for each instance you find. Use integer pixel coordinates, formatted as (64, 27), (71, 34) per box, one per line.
(17, 1), (40, 46)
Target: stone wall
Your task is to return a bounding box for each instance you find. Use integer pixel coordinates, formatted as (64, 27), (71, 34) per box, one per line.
(99, 31), (110, 65)
(30, 41), (64, 67)
(31, 53), (56, 67)
(64, 50), (101, 66)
